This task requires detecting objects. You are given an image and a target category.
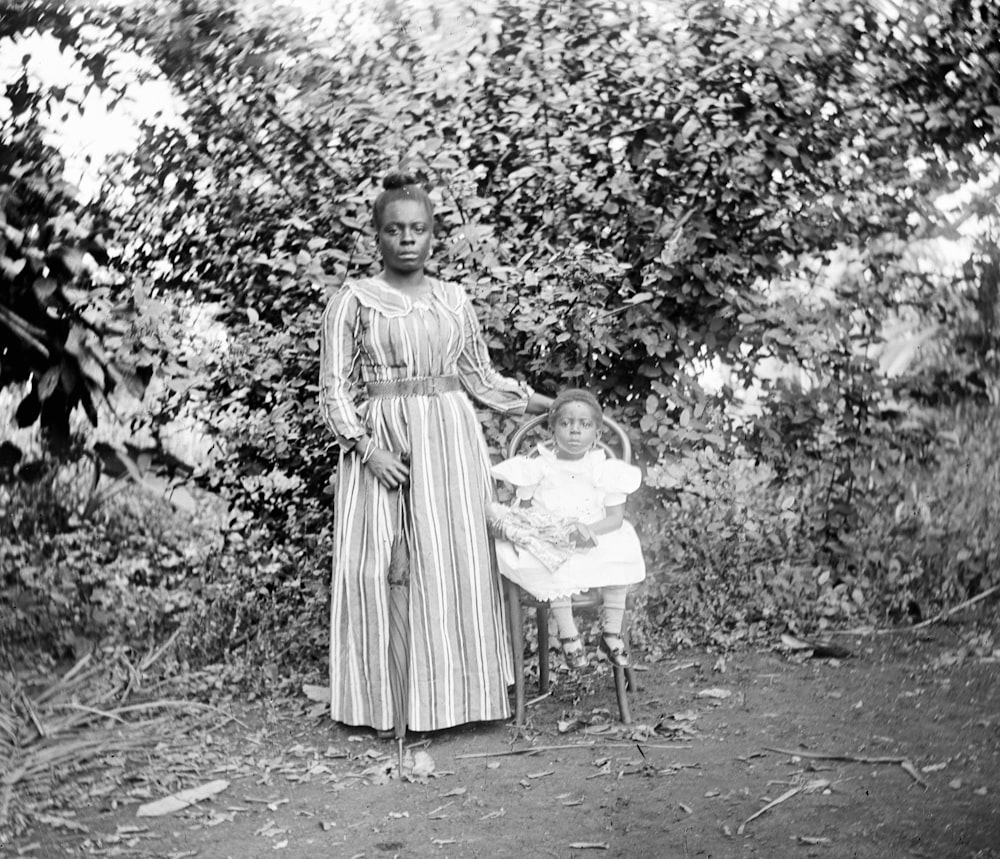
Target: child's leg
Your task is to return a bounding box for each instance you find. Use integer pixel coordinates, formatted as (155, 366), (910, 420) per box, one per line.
(550, 596), (587, 668)
(599, 586), (630, 666)
(601, 586), (628, 637)
(549, 596), (579, 640)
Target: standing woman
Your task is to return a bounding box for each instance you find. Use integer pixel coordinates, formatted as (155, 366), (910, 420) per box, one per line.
(319, 171), (552, 733)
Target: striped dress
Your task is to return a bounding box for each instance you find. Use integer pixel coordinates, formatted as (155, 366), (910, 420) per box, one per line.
(318, 276), (532, 732)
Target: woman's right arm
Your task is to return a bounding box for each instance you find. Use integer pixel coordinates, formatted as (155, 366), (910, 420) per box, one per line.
(319, 289), (368, 448)
(318, 289), (409, 488)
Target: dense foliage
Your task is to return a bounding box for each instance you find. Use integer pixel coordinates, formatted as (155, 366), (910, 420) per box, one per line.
(2, 0), (999, 668)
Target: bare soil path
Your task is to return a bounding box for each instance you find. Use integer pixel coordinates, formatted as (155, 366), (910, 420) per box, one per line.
(7, 628), (1000, 859)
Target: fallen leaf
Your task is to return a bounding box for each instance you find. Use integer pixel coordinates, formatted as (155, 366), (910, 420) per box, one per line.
(668, 661), (699, 673)
(696, 688), (732, 699)
(921, 762), (947, 773)
(427, 801), (454, 818)
(440, 787), (466, 797)
(302, 684), (329, 702)
(136, 779), (230, 817)
(405, 749), (435, 783)
(626, 724), (658, 741)
(35, 814), (89, 833)
(527, 770), (554, 779)
(737, 785), (803, 835)
(949, 778), (963, 790)
(204, 811), (236, 826)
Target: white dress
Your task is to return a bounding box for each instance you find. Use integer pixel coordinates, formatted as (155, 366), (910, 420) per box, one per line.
(492, 445), (646, 601)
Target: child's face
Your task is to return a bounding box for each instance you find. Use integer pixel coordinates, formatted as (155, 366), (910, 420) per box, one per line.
(552, 401), (599, 460)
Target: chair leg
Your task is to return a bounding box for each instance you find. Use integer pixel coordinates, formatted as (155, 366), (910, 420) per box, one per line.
(624, 665), (639, 693)
(505, 579), (525, 726)
(613, 666), (632, 724)
(622, 628), (640, 693)
(536, 602), (550, 694)
(614, 625), (635, 721)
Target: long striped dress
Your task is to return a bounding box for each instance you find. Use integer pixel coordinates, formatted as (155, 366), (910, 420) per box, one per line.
(318, 276), (532, 732)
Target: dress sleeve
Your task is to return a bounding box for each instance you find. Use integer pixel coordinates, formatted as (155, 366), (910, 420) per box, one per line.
(492, 456), (544, 500)
(594, 459), (642, 507)
(318, 287), (367, 447)
(455, 290), (534, 415)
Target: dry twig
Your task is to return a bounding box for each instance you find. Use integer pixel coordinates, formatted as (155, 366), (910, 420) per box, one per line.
(764, 747), (928, 789)
(455, 742), (597, 759)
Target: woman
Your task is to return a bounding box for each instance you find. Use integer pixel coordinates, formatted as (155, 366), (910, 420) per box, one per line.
(319, 171), (552, 733)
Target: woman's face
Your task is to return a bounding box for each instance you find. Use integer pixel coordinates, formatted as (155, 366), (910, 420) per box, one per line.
(377, 199), (432, 276)
(552, 401), (599, 460)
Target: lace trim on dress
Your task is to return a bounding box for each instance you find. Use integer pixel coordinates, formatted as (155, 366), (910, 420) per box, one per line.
(346, 276), (465, 318)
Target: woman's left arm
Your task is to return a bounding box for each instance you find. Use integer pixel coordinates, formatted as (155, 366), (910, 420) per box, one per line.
(456, 295), (552, 415)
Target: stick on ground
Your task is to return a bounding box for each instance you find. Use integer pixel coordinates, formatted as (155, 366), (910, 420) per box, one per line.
(764, 747), (928, 788)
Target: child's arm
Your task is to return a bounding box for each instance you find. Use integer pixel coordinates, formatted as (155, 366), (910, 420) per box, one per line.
(569, 503), (624, 546)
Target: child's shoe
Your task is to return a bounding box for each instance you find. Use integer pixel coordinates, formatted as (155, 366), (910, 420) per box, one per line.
(560, 636), (589, 670)
(598, 633), (629, 668)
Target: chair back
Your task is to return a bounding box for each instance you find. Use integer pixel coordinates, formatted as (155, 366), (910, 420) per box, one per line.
(506, 413), (632, 463)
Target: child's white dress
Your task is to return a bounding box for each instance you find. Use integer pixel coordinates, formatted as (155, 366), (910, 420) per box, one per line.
(492, 444), (646, 601)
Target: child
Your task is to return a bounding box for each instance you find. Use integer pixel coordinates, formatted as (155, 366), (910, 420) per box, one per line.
(492, 389), (646, 668)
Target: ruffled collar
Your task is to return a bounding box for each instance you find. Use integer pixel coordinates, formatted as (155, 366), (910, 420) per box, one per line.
(346, 276), (464, 318)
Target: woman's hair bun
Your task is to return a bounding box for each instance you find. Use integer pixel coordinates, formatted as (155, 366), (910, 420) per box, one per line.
(383, 170), (420, 190)
(372, 170), (434, 228)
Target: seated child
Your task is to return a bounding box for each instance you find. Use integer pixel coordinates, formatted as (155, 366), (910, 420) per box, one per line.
(492, 388), (646, 668)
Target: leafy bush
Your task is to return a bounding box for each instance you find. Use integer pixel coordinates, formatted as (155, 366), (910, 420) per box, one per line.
(633, 402), (1000, 649)
(3, 0), (1000, 667)
(0, 459), (221, 657)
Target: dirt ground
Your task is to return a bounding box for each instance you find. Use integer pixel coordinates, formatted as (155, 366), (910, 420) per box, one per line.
(7, 625), (1000, 859)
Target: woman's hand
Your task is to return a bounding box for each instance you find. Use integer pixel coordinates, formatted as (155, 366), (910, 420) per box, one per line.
(365, 448), (410, 489)
(525, 393), (555, 415)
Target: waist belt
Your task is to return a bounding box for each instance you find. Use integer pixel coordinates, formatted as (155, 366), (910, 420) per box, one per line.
(366, 375), (463, 398)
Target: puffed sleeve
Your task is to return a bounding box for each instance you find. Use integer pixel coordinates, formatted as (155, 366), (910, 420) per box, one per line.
(593, 459), (642, 507)
(455, 288), (534, 415)
(491, 455), (544, 501)
(318, 287), (367, 447)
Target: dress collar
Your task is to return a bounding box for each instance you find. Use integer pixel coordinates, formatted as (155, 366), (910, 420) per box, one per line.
(346, 276), (464, 317)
